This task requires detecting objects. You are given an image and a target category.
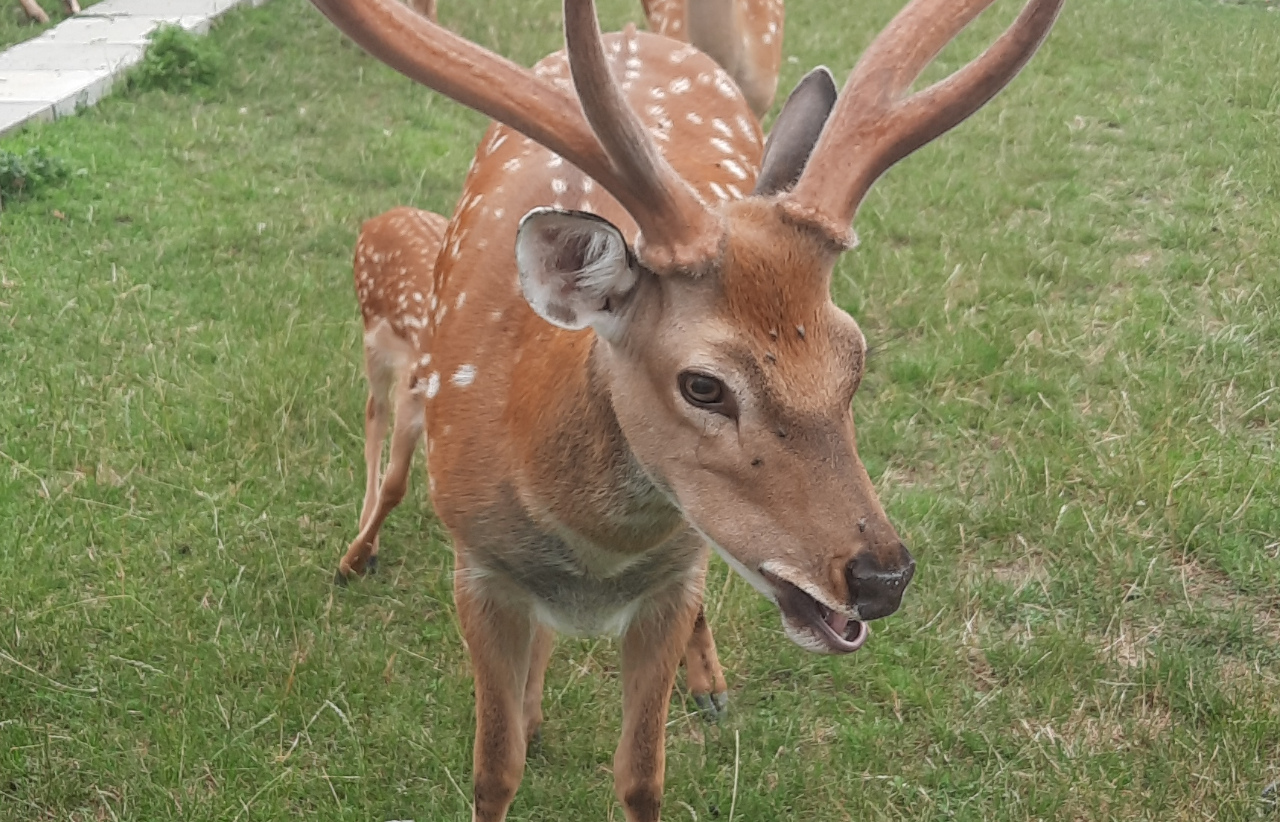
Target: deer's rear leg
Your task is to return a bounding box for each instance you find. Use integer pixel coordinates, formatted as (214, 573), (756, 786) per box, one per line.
(18, 0), (50, 23)
(404, 0), (436, 21)
(337, 375), (422, 583)
(456, 572), (536, 822)
(683, 605), (728, 722)
(522, 624), (555, 751)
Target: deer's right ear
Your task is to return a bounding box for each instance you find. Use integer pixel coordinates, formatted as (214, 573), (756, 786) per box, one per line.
(754, 67), (839, 197)
(516, 209), (640, 341)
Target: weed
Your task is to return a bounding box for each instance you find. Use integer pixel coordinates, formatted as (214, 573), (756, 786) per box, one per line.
(127, 24), (222, 93)
(0, 146), (66, 208)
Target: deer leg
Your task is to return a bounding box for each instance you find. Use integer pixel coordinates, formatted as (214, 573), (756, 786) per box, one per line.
(404, 0), (436, 21)
(683, 604), (729, 722)
(18, 0), (50, 23)
(357, 392), (389, 534)
(456, 574), (535, 822)
(522, 624), (555, 750)
(64, 0), (80, 13)
(336, 376), (421, 582)
(615, 595), (701, 822)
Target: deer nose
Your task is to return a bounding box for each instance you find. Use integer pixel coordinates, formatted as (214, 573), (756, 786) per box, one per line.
(845, 543), (915, 621)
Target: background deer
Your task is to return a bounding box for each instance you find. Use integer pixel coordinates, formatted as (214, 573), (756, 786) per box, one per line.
(399, 0), (436, 20)
(642, 0), (782, 116)
(310, 0), (1061, 818)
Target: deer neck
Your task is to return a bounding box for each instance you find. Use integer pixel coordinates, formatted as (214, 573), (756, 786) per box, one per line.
(511, 333), (686, 555)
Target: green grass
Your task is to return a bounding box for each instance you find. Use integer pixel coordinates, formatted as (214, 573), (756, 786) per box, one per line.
(0, 0), (102, 50)
(1, 0), (1278, 819)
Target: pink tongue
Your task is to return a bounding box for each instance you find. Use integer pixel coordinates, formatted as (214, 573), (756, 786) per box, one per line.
(827, 612), (849, 636)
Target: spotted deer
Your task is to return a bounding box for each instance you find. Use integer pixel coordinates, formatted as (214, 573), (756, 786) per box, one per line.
(338, 0), (790, 727)
(642, 0), (783, 116)
(310, 0), (1062, 817)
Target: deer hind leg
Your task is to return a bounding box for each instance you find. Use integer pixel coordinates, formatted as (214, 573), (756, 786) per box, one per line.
(337, 359), (422, 583)
(615, 595), (701, 822)
(455, 571), (537, 822)
(18, 0), (50, 23)
(522, 624), (555, 751)
(64, 0), (81, 13)
(403, 0), (437, 21)
(683, 604), (729, 722)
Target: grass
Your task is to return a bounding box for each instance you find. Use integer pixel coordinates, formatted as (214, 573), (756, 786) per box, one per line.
(1, 0), (1278, 819)
(0, 0), (102, 51)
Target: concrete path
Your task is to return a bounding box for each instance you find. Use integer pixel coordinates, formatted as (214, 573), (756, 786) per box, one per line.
(0, 0), (269, 139)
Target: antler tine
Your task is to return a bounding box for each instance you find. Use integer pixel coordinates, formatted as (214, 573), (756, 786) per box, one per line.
(563, 0), (723, 272)
(310, 0), (614, 218)
(783, 0), (1065, 248)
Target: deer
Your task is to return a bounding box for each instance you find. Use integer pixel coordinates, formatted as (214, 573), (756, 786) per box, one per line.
(309, 0), (1062, 817)
(642, 0), (782, 117)
(336, 0), (793, 725)
(15, 0), (79, 24)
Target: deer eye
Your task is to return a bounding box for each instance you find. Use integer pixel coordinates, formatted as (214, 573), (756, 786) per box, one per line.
(678, 371), (736, 417)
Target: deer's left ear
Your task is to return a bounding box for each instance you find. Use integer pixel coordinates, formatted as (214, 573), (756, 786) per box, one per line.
(515, 209), (640, 342)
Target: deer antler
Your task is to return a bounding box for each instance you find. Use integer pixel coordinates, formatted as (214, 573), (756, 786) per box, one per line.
(310, 0), (719, 272)
(563, 0), (722, 270)
(782, 0), (1065, 248)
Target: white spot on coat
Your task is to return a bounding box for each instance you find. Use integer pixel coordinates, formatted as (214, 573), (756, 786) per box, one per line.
(451, 364), (477, 387)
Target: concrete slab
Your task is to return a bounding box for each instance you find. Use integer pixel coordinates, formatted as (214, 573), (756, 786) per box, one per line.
(31, 15), (165, 46)
(0, 41), (146, 73)
(82, 0), (243, 21)
(0, 70), (115, 116)
(0, 101), (54, 139)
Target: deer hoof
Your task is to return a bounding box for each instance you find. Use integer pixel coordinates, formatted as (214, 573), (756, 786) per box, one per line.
(333, 568), (351, 587)
(365, 554), (379, 575)
(693, 691), (729, 723)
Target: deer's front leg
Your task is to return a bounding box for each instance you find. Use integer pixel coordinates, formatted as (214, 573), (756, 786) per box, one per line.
(615, 595), (701, 822)
(455, 572), (535, 822)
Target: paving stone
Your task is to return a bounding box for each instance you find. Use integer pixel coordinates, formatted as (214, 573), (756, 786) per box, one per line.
(30, 15), (166, 46)
(0, 41), (145, 73)
(0, 69), (116, 116)
(0, 100), (54, 138)
(83, 0), (244, 21)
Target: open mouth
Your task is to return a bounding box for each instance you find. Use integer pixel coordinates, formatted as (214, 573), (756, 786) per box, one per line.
(761, 569), (868, 654)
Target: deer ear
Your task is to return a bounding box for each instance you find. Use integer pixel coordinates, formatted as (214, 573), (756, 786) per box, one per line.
(754, 67), (839, 196)
(515, 208), (639, 340)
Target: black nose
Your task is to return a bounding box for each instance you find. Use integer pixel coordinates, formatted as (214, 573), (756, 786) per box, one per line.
(845, 543), (915, 621)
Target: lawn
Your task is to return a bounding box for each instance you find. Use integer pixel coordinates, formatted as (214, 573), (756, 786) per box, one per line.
(1, 0), (1278, 819)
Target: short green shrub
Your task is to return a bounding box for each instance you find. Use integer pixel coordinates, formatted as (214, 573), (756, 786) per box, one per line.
(128, 24), (223, 92)
(0, 146), (67, 208)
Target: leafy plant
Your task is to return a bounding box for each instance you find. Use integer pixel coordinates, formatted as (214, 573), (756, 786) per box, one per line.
(0, 146), (67, 208)
(128, 24), (222, 93)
